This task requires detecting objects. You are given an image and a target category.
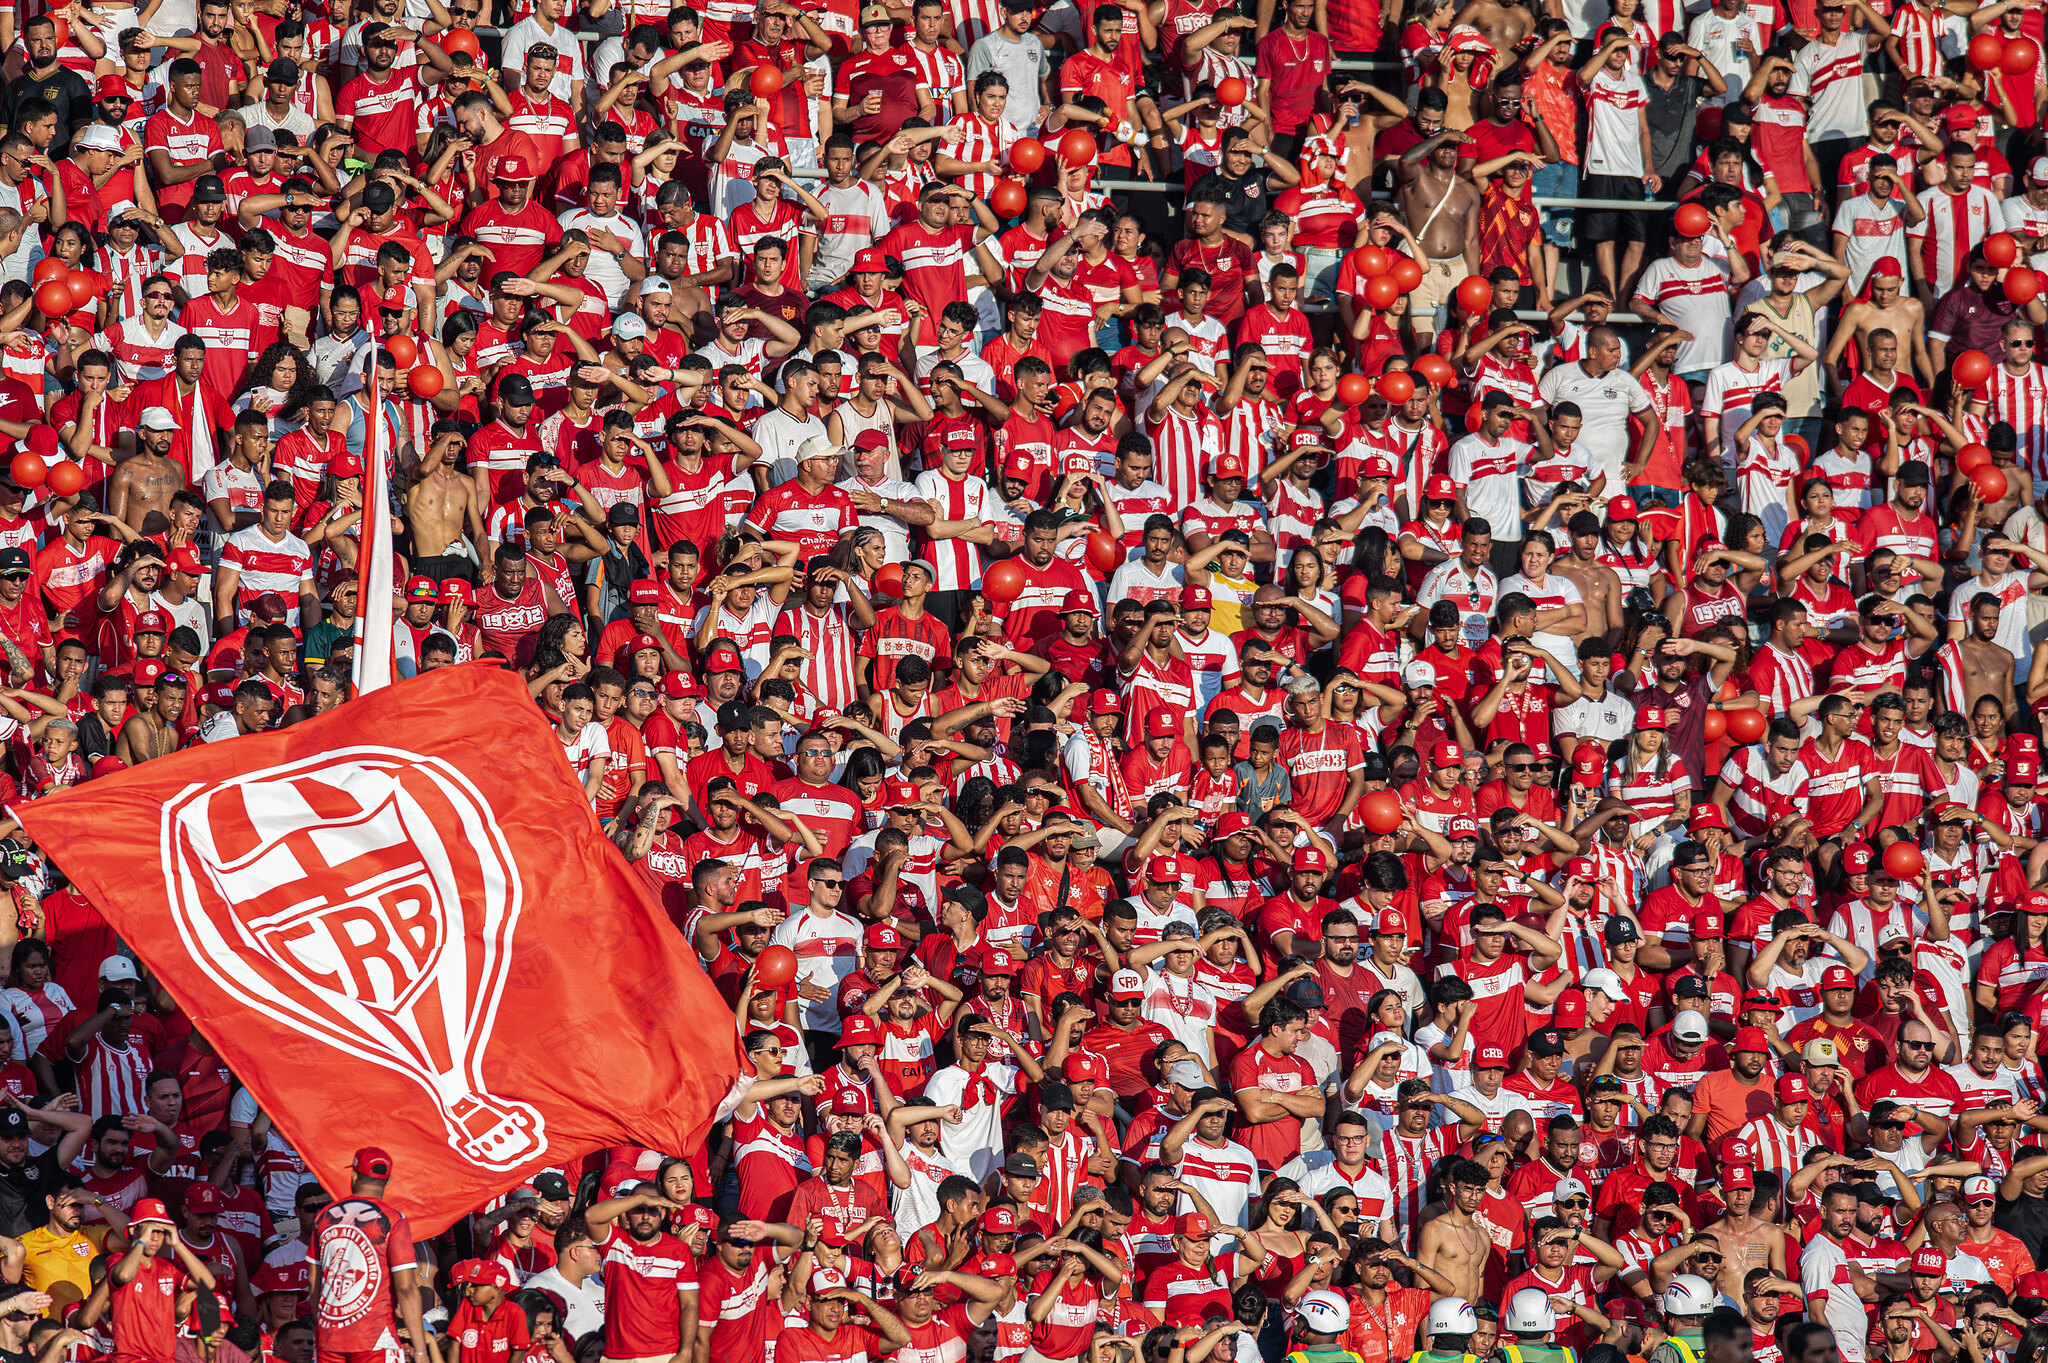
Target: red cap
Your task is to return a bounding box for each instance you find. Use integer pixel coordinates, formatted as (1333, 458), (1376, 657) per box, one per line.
(329, 450), (364, 479)
(1553, 992), (1587, 1028)
(1607, 495), (1640, 522)
(353, 1147), (394, 1178)
(1719, 1135), (1754, 1163)
(1445, 814), (1480, 840)
(662, 669), (701, 699)
(132, 659), (167, 687)
(865, 923), (904, 949)
(493, 153), (536, 181)
(1573, 747), (1606, 786)
(1065, 1051), (1106, 1082)
(183, 1182), (223, 1214)
(1722, 1164), (1755, 1190)
(168, 545), (204, 575)
(1373, 907), (1409, 935)
(1145, 709), (1179, 738)
(129, 1198), (174, 1227)
(1565, 857), (1597, 880)
(628, 579), (662, 605)
(2012, 755), (2041, 785)
(134, 610), (169, 636)
(1181, 584), (1212, 610)
(980, 1206), (1018, 1234)
(1215, 811), (1254, 837)
(1146, 853), (1184, 883)
(1088, 688), (1121, 716)
(1776, 1073), (1810, 1103)
(1211, 452), (1247, 479)
(1689, 802), (1728, 831)
(1842, 844), (1874, 874)
(1292, 846), (1329, 873)
(438, 579), (474, 606)
(839, 1015), (882, 1047)
(1003, 453), (1035, 478)
(1424, 475), (1459, 501)
(972, 1252), (1018, 1276)
(1475, 1044), (1509, 1068)
(1639, 705), (1670, 729)
(1431, 741), (1464, 768)
(405, 574), (439, 601)
(980, 947), (1020, 975)
(851, 248), (888, 273)
(1060, 588), (1095, 613)
(1177, 1213), (1212, 1238)
(1912, 1247), (1949, 1275)
(1732, 1026), (1772, 1053)
(1361, 454), (1396, 480)
(96, 74), (132, 100)
(1821, 964), (1856, 991)
(90, 756), (126, 778)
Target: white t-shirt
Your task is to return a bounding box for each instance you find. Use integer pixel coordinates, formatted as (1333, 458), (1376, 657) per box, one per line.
(1832, 194), (1908, 294)
(1584, 65), (1650, 179)
(500, 15), (589, 101)
(1536, 361), (1653, 487)
(1789, 30), (1866, 142)
(1447, 434), (1531, 542)
(1632, 255), (1734, 375)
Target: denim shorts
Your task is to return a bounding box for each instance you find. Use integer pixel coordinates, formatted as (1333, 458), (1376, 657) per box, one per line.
(1532, 161), (1577, 247)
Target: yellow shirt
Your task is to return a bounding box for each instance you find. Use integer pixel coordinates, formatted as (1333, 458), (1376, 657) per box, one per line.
(21, 1223), (105, 1314)
(1208, 570), (1258, 635)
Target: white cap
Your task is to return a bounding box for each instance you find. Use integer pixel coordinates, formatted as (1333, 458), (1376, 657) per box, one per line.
(99, 954), (139, 983)
(1965, 1174), (1999, 1199)
(1368, 1030), (1405, 1052)
(1554, 1177), (1589, 1202)
(2031, 156), (2048, 181)
(1579, 968), (1627, 1002)
(638, 276), (673, 297)
(76, 124), (122, 153)
(810, 1265), (847, 1292)
(1672, 1013), (1709, 1043)
(614, 313), (648, 340)
(1110, 967), (1145, 999)
(138, 407), (178, 432)
(1878, 924), (1911, 945)
(1403, 659), (1437, 687)
(796, 435), (844, 464)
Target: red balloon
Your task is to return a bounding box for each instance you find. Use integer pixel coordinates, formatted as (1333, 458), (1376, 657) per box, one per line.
(44, 460), (82, 496)
(1971, 31), (2007, 69)
(874, 563), (905, 597)
(1057, 128), (1097, 168)
(1973, 464), (2011, 502)
(1216, 76), (1248, 107)
(32, 280), (70, 319)
(1954, 349), (1995, 389)
(1958, 442), (1994, 473)
(748, 64), (783, 97)
(1414, 354), (1456, 388)
(1986, 233), (2021, 268)
(1389, 256), (1424, 293)
(1725, 707), (1768, 744)
(407, 365), (445, 399)
(63, 269), (92, 310)
(383, 334), (418, 368)
(1378, 371), (1416, 405)
(1355, 245), (1389, 278)
(8, 453), (44, 488)
(752, 944), (797, 989)
(1009, 137), (1047, 173)
(1703, 709), (1728, 742)
(1455, 275), (1493, 315)
(438, 26), (482, 59)
(1882, 840), (1925, 879)
(2007, 266), (2042, 305)
(983, 558), (1026, 602)
(2004, 35), (2040, 73)
(1086, 530), (1122, 575)
(990, 180), (1027, 217)
(30, 258), (62, 285)
(1695, 105), (1724, 142)
(1335, 373), (1373, 406)
(1673, 202), (1713, 238)
(1363, 274), (1401, 310)
(1359, 790), (1404, 835)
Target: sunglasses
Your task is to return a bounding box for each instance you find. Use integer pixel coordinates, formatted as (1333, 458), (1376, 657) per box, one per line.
(814, 879), (843, 888)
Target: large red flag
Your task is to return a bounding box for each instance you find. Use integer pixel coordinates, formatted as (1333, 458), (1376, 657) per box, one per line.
(14, 666), (742, 1233)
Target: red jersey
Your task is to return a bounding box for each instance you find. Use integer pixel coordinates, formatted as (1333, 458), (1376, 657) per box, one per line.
(312, 1196), (417, 1352)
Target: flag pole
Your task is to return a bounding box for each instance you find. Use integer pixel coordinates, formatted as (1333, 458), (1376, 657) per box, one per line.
(353, 358), (394, 694)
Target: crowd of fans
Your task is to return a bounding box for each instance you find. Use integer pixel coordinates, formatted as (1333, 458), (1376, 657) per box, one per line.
(11, 0), (2048, 1361)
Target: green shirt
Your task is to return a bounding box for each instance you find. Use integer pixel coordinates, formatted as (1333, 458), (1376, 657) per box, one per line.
(1650, 1330), (1706, 1363)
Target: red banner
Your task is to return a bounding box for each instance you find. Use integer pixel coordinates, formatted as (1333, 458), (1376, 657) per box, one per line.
(15, 666), (742, 1234)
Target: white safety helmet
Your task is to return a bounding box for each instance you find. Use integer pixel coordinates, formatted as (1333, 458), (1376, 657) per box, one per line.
(1426, 1299), (1480, 1338)
(1505, 1287), (1558, 1336)
(1665, 1274), (1717, 1318)
(1298, 1289), (1351, 1336)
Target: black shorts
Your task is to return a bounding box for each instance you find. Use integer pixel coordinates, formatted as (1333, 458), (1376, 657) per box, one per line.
(1579, 173), (1651, 244)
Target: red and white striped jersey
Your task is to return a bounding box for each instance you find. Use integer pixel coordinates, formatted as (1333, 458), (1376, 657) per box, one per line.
(1216, 396), (1285, 478)
(777, 603), (860, 715)
(905, 42), (967, 118)
(1144, 403), (1222, 510)
(1911, 185), (2002, 295)
(1372, 1126), (1459, 1249)
(914, 469), (993, 592)
(1736, 1113), (1821, 1174)
(677, 213), (740, 277)
(73, 1034), (151, 1118)
(1171, 1135), (1259, 1230)
(1748, 643), (1815, 718)
(219, 527), (313, 619)
(1888, 1), (1950, 79)
(946, 112), (1012, 201)
(1977, 362), (2048, 480)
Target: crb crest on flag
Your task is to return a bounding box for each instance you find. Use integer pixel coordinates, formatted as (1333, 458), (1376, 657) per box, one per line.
(15, 666), (741, 1234)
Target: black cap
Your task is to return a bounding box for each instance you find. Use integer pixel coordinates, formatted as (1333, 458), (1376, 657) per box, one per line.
(498, 373), (535, 405)
(1003, 1152), (1041, 1178)
(607, 503), (641, 527)
(1674, 975), (1709, 999)
(715, 701), (750, 733)
(1567, 511), (1603, 537)
(1669, 840), (1710, 869)
(1898, 462), (1932, 486)
(266, 57), (299, 83)
(1527, 1027), (1566, 1057)
(532, 1172), (572, 1200)
(0, 1109), (27, 1136)
(363, 181), (397, 213)
(1283, 980), (1326, 1009)
(1604, 916), (1641, 944)
(189, 175), (227, 204)
(0, 548), (29, 577)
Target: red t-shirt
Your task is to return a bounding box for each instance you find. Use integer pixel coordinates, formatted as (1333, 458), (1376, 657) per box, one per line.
(110, 1255), (184, 1363)
(596, 1225), (698, 1358)
(312, 1196), (417, 1352)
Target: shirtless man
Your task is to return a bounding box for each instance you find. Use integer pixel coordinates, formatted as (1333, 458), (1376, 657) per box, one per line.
(1450, 0), (1529, 68)
(407, 424), (483, 580)
(109, 409), (189, 535)
(1825, 266), (1933, 386)
(1397, 131), (1481, 350)
(1417, 1157), (1492, 1304)
(1952, 593), (2017, 714)
(1554, 508), (1627, 643)
(115, 674), (186, 764)
(1701, 1172), (1789, 1299)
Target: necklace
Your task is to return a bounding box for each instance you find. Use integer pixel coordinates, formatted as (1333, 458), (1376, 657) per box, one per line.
(1164, 970), (1195, 1017)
